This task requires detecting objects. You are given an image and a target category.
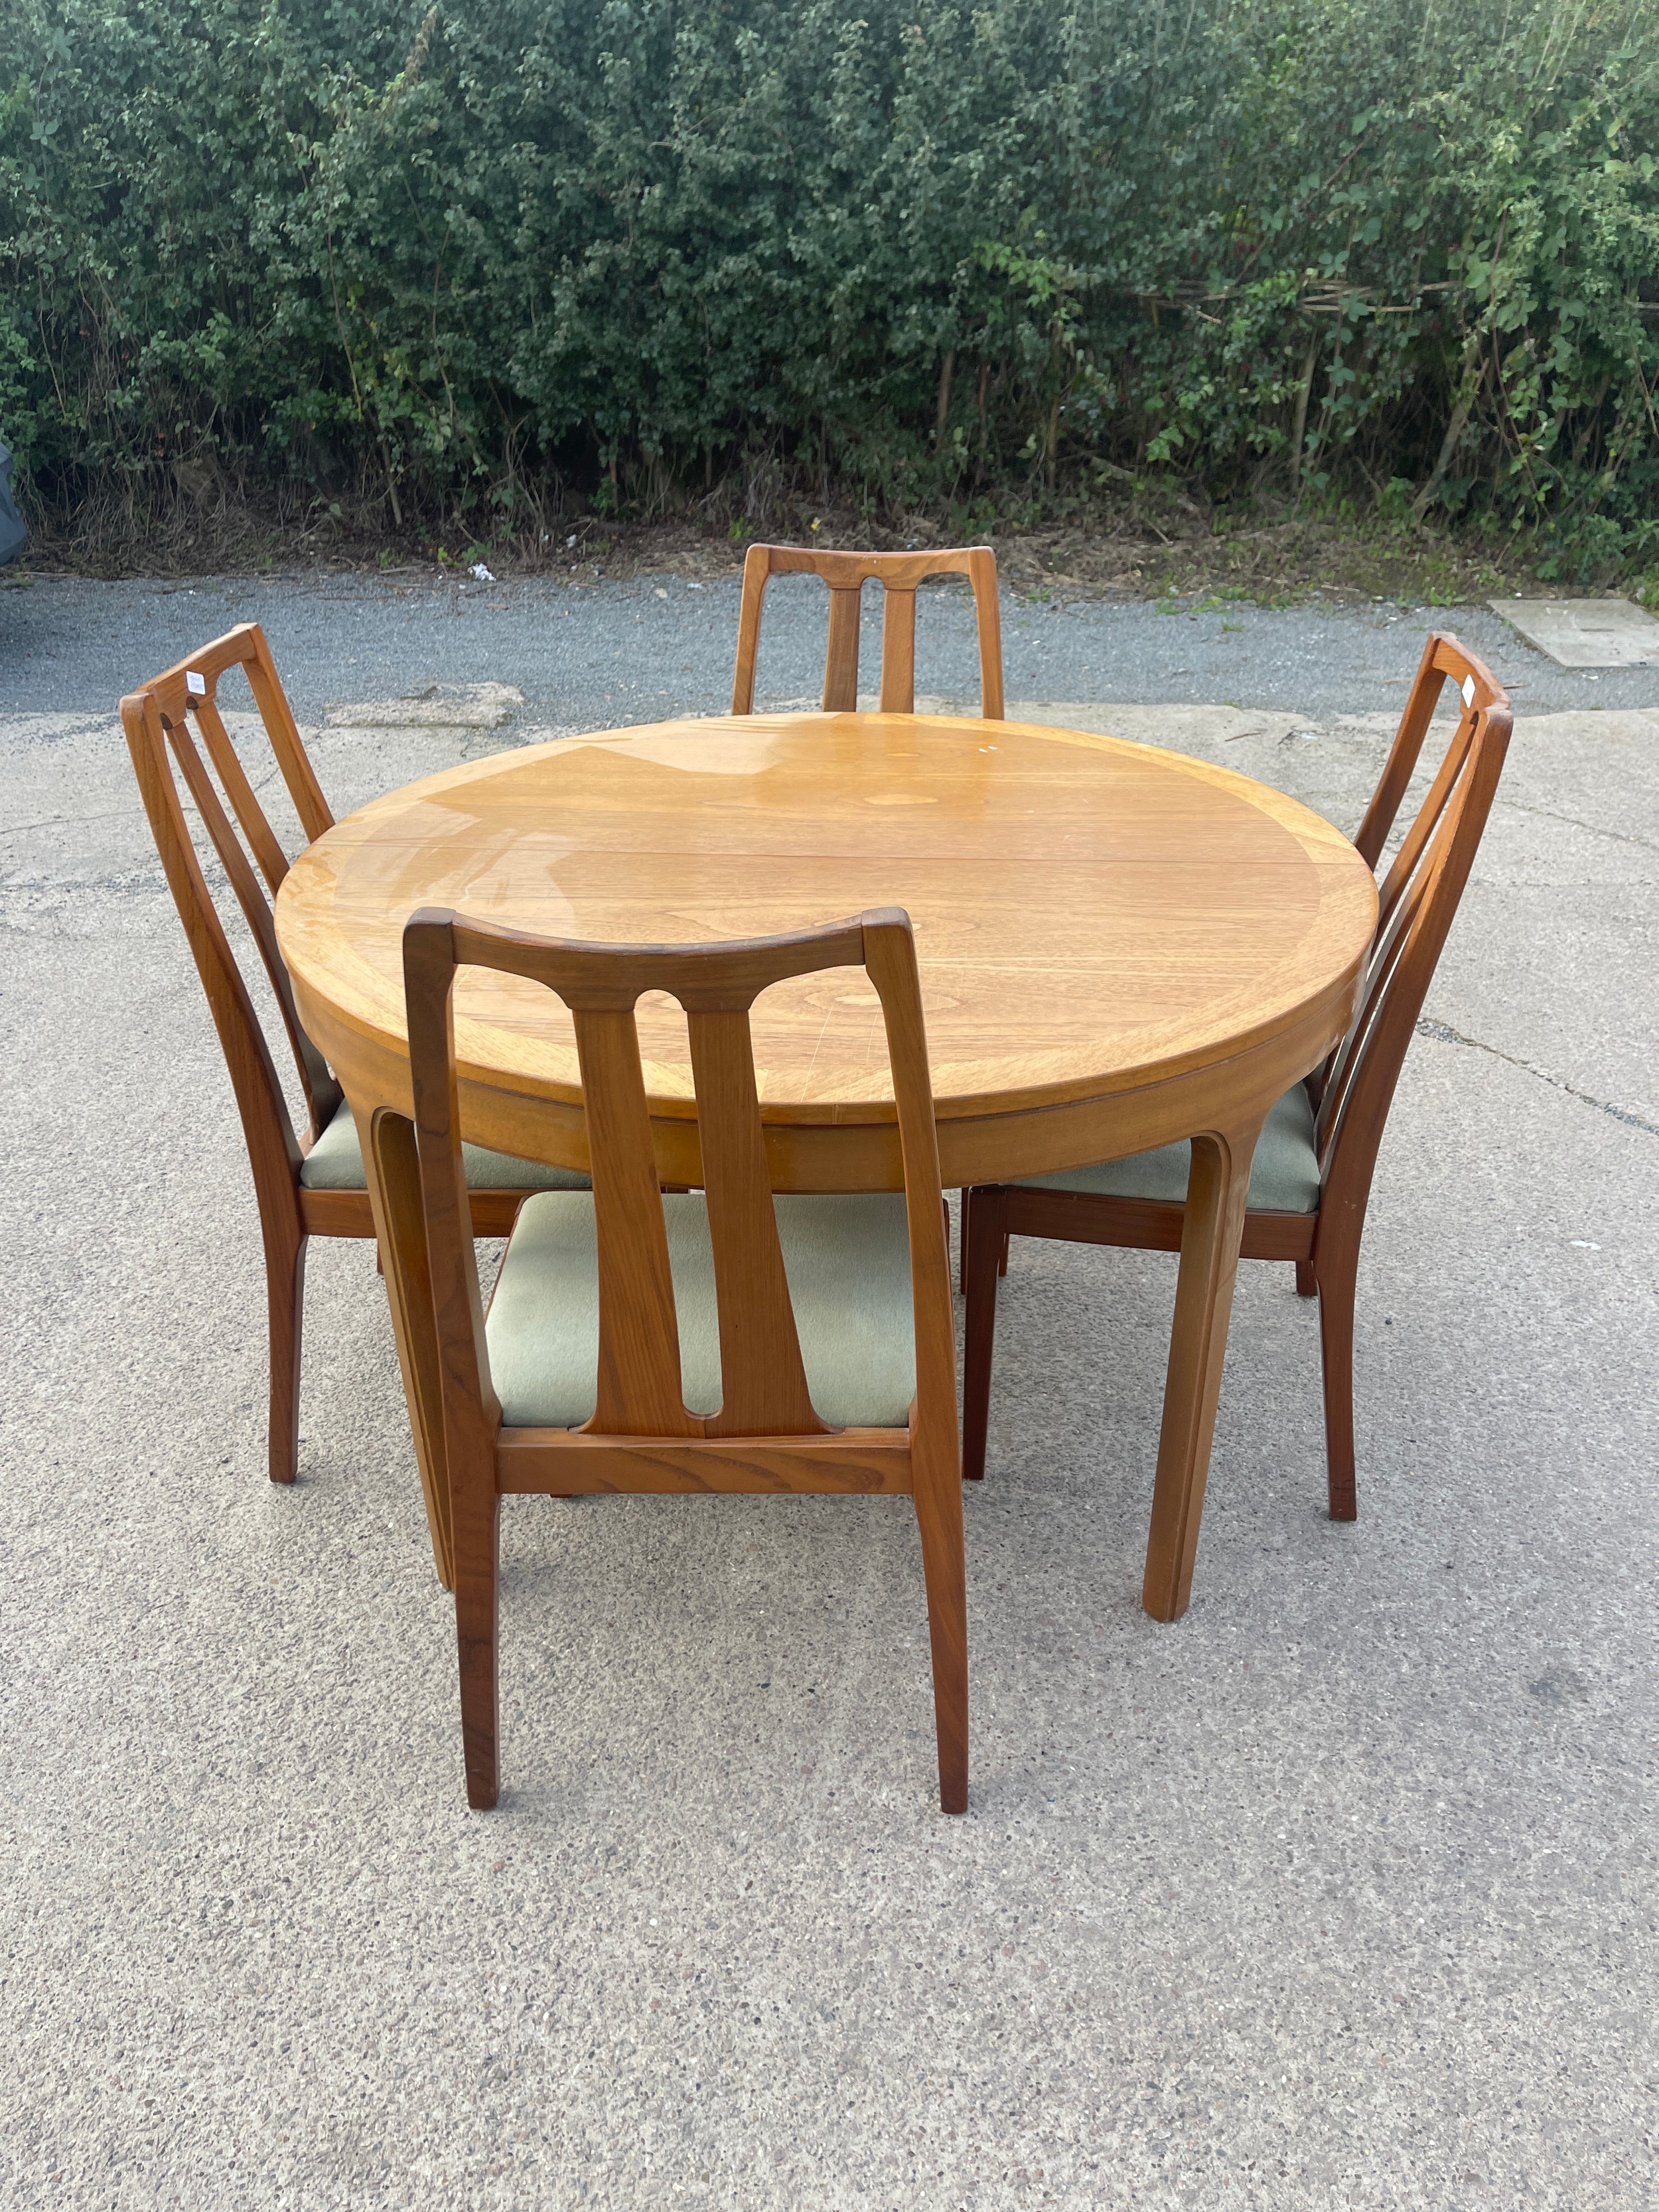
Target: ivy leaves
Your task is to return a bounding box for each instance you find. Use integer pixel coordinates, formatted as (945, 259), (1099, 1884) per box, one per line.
(0, 0), (1655, 572)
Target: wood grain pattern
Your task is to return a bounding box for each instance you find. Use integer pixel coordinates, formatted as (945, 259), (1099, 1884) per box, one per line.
(495, 1432), (915, 1493)
(687, 1008), (828, 1437)
(402, 907), (966, 1814)
(731, 543), (1005, 718)
(277, 712), (1377, 1176)
(961, 633), (1514, 1584)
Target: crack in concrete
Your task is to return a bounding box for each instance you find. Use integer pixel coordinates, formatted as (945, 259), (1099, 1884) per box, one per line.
(0, 807), (141, 840)
(1496, 795), (1659, 857)
(1415, 1017), (1659, 1138)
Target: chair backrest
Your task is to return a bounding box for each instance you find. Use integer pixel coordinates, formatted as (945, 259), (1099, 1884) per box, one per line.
(1314, 632), (1512, 1224)
(1351, 629), (1496, 871)
(730, 544), (1004, 719)
(119, 623), (340, 1198)
(403, 907), (954, 1447)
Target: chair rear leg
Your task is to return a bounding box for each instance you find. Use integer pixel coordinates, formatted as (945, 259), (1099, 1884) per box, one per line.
(455, 1490), (502, 1809)
(265, 1228), (307, 1485)
(962, 1188), (1008, 1482)
(1317, 1248), (1360, 1521)
(911, 1438), (968, 1814)
(1295, 1259), (1317, 1298)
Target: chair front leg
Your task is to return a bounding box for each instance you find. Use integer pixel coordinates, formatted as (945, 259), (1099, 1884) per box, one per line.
(454, 1473), (502, 1811)
(362, 1104), (455, 1589)
(962, 1186), (1009, 1482)
(910, 1426), (968, 1814)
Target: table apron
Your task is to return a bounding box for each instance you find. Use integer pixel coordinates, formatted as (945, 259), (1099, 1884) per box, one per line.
(295, 969), (1358, 1193)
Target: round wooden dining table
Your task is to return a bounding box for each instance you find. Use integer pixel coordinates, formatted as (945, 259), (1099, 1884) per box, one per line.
(277, 711), (1378, 1618)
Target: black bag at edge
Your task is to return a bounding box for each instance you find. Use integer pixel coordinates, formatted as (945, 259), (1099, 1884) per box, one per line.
(0, 439), (27, 564)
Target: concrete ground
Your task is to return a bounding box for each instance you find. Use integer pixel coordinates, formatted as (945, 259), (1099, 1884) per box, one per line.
(2, 574), (1656, 2210)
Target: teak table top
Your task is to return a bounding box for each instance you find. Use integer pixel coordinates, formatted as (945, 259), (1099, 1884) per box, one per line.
(277, 712), (1377, 1187)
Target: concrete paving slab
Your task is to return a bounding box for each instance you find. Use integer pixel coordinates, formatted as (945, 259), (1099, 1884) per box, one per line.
(326, 680), (526, 729)
(1490, 595), (1659, 667)
(3, 583), (1657, 2208)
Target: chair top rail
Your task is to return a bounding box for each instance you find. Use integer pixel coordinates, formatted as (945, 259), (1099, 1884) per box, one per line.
(753, 544), (996, 591)
(444, 909), (870, 1013)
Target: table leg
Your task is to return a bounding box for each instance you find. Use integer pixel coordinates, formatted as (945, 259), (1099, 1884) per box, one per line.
(356, 1101), (456, 1591)
(1141, 1115), (1264, 1623)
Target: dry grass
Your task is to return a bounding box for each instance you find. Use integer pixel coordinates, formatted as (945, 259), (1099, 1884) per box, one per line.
(8, 476), (1557, 608)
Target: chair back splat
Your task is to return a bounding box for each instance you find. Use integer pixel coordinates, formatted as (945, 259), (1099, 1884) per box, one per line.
(1312, 634), (1512, 1247)
(401, 906), (967, 1814)
(730, 544), (1004, 719)
(121, 622), (339, 1166)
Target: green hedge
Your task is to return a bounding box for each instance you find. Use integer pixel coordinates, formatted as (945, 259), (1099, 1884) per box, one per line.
(3, 0), (1657, 570)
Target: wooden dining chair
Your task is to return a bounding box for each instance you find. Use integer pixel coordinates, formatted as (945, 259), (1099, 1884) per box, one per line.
(401, 903), (967, 1812)
(731, 544), (1005, 718)
(120, 621), (589, 1487)
(961, 632), (1514, 1522)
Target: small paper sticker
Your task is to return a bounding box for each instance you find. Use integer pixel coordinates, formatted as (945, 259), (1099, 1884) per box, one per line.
(186, 670), (207, 697)
(1461, 674), (1475, 705)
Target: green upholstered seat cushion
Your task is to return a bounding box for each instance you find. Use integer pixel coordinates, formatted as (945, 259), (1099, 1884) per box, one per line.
(1016, 1080), (1321, 1213)
(298, 1097), (591, 1193)
(484, 1191), (916, 1431)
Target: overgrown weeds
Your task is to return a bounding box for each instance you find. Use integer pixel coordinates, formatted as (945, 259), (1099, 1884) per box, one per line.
(11, 470), (1544, 611)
